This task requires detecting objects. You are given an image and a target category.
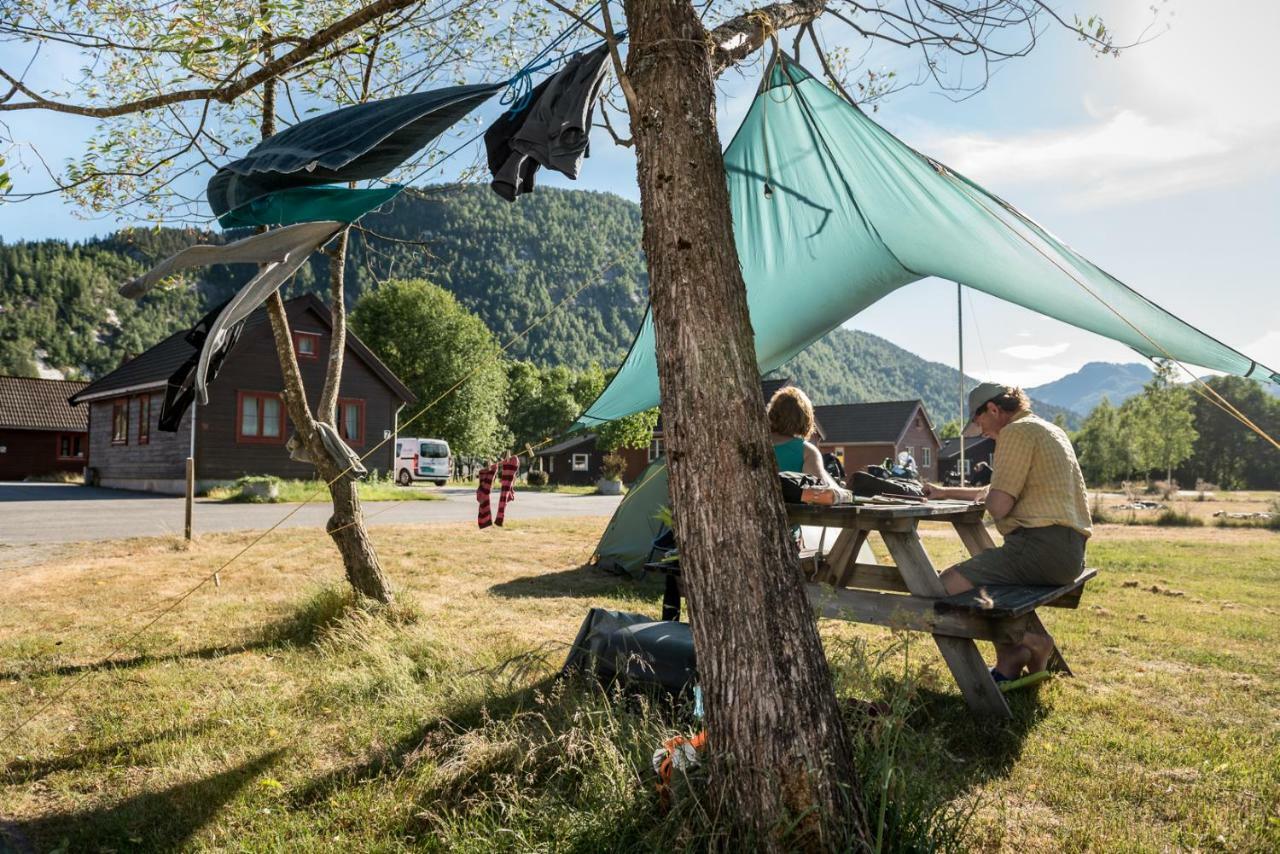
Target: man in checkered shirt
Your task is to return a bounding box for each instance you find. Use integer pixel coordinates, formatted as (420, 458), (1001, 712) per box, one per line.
(924, 382), (1091, 681)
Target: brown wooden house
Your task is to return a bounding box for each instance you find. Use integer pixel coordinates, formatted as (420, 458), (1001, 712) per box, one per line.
(938, 436), (996, 484)
(0, 376), (89, 480)
(68, 294), (415, 494)
(812, 399), (941, 482)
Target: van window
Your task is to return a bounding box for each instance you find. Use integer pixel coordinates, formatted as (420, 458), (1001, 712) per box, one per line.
(420, 441), (449, 458)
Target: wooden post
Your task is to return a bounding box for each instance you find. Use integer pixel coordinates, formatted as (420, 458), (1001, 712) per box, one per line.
(184, 456), (194, 541)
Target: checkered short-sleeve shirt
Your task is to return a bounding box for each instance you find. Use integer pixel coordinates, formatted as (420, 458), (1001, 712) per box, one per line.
(989, 411), (1092, 538)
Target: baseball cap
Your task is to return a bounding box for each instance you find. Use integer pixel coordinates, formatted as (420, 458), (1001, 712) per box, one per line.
(962, 382), (1009, 437)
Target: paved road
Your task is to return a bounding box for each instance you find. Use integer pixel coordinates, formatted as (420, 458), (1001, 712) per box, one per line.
(0, 482), (624, 546)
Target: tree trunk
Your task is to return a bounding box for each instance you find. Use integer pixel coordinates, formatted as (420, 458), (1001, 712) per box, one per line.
(318, 228), (350, 424)
(623, 2), (864, 848)
(256, 56), (391, 603)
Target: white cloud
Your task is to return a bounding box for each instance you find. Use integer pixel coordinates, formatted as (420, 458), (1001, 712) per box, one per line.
(1001, 343), (1071, 360)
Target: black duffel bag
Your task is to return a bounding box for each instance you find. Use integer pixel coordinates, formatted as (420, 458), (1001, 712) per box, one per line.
(850, 469), (925, 499)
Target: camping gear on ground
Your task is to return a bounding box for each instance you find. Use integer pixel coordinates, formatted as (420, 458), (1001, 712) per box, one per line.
(485, 44), (611, 200)
(570, 51), (1276, 431)
(652, 730), (707, 813)
(207, 82), (505, 219)
(157, 299), (241, 432)
(851, 469), (926, 499)
(285, 423), (367, 479)
(562, 607), (698, 698)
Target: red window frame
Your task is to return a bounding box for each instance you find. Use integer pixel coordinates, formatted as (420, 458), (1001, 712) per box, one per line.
(57, 433), (85, 461)
(235, 390), (287, 444)
(337, 398), (365, 446)
(111, 399), (129, 445)
(136, 393), (151, 445)
(293, 330), (322, 361)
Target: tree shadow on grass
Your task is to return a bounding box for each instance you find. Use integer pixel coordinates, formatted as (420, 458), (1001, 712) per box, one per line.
(488, 563), (665, 603)
(1, 588), (355, 681)
(3, 749), (284, 853)
(289, 674), (560, 809)
(3, 720), (222, 784)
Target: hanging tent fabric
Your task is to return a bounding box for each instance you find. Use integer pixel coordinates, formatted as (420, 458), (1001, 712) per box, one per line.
(573, 53), (1277, 430)
(207, 82), (504, 220)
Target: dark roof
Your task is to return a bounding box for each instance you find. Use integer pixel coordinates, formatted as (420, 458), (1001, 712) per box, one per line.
(939, 436), (995, 460)
(0, 376), (89, 431)
(811, 400), (930, 444)
(538, 433), (595, 456)
(71, 294), (415, 405)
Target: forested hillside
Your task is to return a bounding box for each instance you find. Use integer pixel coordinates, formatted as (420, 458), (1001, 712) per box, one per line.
(0, 184), (1070, 425)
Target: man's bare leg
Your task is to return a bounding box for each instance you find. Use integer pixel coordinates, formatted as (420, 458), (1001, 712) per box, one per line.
(940, 566), (1032, 679)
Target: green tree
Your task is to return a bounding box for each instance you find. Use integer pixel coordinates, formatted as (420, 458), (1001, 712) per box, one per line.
(352, 279), (507, 457)
(1073, 397), (1126, 484)
(938, 418), (962, 439)
(504, 361), (583, 451)
(1136, 361), (1198, 484)
(1176, 376), (1280, 489)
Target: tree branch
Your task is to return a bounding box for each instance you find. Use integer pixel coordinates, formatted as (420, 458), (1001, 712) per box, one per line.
(709, 1), (829, 76)
(0, 0), (427, 116)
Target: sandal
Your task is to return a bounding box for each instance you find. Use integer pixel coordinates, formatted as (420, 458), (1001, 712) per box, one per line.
(997, 670), (1053, 693)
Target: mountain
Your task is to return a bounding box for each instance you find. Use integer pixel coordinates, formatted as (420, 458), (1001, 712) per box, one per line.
(1, 184), (1075, 427)
(1028, 361), (1153, 415)
(780, 327), (1080, 429)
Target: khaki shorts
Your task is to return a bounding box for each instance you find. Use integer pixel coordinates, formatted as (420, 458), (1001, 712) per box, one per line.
(952, 525), (1086, 588)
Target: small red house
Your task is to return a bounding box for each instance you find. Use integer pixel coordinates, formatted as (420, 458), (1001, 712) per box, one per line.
(0, 376), (89, 480)
(812, 399), (940, 482)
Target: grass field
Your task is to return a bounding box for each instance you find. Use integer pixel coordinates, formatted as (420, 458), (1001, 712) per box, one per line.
(0, 518), (1276, 851)
(206, 478), (446, 503)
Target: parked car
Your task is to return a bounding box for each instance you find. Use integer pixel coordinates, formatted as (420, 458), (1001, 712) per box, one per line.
(395, 437), (451, 486)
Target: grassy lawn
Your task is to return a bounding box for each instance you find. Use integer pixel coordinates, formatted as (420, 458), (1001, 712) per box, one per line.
(206, 478), (445, 503)
(0, 519), (1275, 851)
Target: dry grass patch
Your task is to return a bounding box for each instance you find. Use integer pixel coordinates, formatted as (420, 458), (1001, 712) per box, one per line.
(0, 519), (1276, 851)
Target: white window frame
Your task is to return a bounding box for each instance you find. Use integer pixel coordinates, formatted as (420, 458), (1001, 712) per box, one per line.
(571, 453), (590, 472)
(921, 447), (931, 467)
(648, 438), (665, 462)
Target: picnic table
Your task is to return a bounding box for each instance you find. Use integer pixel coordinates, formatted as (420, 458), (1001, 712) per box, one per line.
(650, 499), (1094, 718)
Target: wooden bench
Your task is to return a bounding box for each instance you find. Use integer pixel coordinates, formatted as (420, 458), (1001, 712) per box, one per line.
(934, 568), (1097, 618)
(646, 550), (825, 622)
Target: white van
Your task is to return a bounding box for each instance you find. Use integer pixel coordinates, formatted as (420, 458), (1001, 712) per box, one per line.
(394, 437), (451, 486)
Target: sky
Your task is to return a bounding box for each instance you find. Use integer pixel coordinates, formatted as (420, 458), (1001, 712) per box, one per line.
(2, 0), (1277, 392)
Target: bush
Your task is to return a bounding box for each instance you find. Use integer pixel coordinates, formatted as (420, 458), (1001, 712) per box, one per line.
(527, 469), (549, 487)
(1089, 494), (1113, 525)
(1154, 506), (1203, 527)
(1153, 479), (1180, 500)
(600, 452), (627, 482)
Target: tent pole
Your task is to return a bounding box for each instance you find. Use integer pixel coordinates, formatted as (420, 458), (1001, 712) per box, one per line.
(958, 283), (966, 487)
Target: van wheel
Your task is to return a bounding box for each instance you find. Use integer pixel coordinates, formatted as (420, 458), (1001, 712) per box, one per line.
(397, 469), (412, 486)
(434, 480), (447, 487)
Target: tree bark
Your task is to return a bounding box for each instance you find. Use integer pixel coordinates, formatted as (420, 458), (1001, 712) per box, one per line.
(318, 228), (350, 424)
(623, 1), (864, 848)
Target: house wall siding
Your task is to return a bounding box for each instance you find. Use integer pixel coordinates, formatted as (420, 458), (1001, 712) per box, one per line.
(88, 394), (187, 484)
(83, 301), (404, 491)
(196, 302), (401, 480)
(0, 428), (86, 479)
(899, 412), (940, 482)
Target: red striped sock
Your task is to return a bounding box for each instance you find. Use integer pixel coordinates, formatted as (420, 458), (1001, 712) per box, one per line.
(495, 456), (519, 526)
(476, 465), (496, 529)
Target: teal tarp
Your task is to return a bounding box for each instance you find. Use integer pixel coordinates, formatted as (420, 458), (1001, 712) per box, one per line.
(218, 185), (403, 229)
(573, 54), (1277, 429)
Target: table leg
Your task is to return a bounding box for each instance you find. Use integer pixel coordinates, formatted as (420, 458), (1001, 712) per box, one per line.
(881, 529), (1012, 718)
(952, 520), (996, 556)
(822, 529), (864, 586)
(1027, 611), (1073, 675)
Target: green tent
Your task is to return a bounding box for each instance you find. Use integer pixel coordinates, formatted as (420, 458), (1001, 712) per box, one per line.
(593, 458), (669, 574)
(573, 52), (1277, 430)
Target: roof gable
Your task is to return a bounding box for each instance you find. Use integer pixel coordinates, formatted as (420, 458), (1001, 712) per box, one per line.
(811, 400), (931, 444)
(0, 376), (89, 431)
